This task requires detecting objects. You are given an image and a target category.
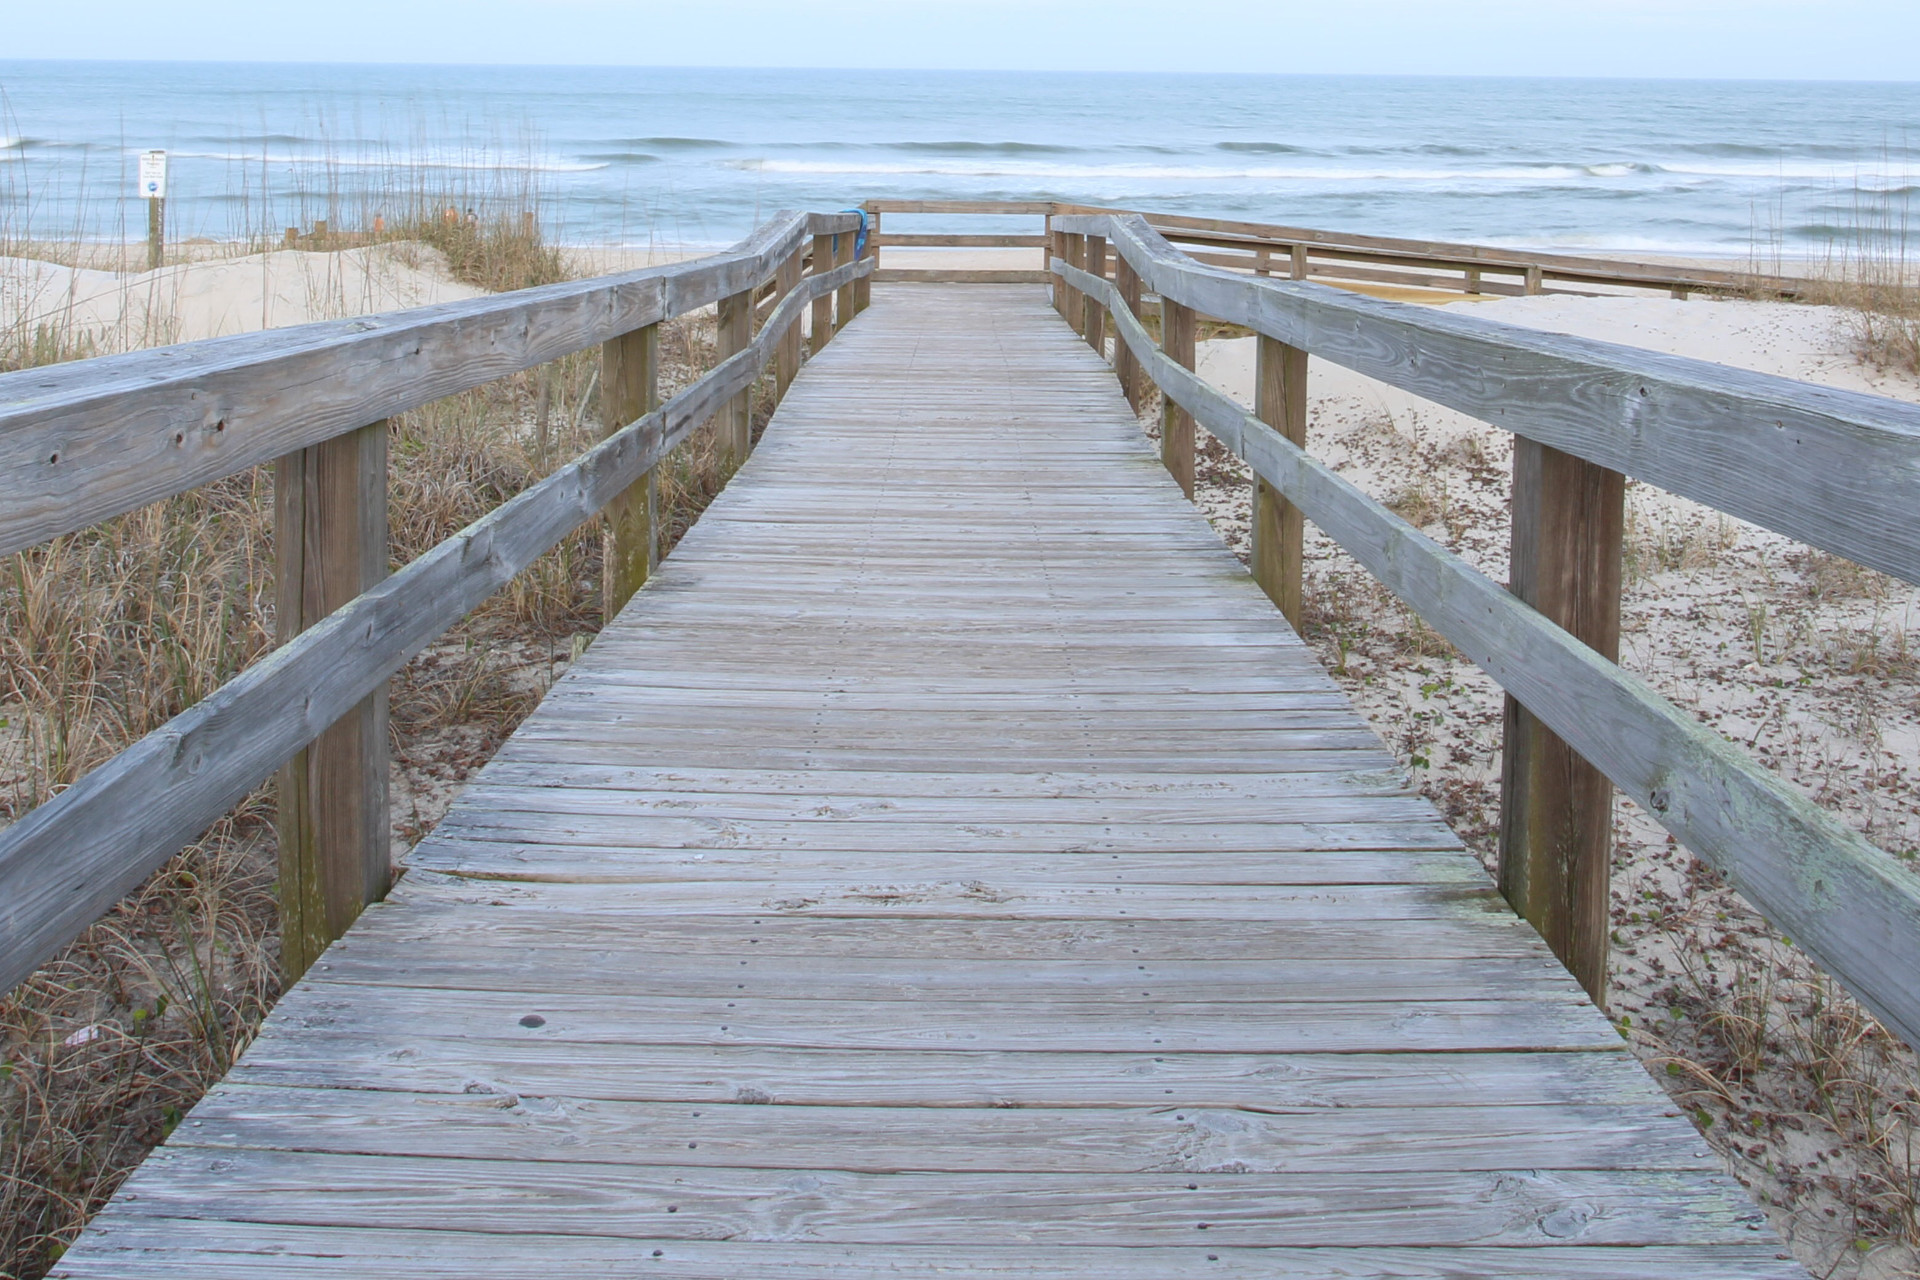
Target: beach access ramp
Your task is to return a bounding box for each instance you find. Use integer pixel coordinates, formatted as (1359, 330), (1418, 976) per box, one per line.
(11, 203), (1910, 1276)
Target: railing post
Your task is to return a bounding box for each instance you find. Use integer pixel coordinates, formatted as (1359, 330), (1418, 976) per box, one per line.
(1289, 244), (1308, 280)
(1252, 337), (1308, 629)
(854, 207), (877, 315)
(1114, 254), (1143, 412)
(1061, 233), (1086, 333)
(1159, 296), (1196, 498)
(775, 246), (804, 401)
(1082, 234), (1107, 355)
(1048, 220), (1067, 316)
(1498, 438), (1626, 1006)
(718, 286), (754, 468)
(810, 232), (836, 356)
(1525, 265), (1544, 295)
(274, 421), (390, 982)
(834, 228), (857, 335)
(601, 322), (659, 619)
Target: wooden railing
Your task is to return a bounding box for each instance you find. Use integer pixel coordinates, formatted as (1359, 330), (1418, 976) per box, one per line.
(866, 199), (1819, 300)
(0, 209), (873, 995)
(1048, 210), (1920, 1049)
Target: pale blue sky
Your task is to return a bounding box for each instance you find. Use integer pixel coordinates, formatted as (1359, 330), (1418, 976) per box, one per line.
(8, 0), (1918, 79)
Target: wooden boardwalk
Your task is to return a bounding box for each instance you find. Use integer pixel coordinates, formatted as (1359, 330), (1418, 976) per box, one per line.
(58, 285), (1801, 1278)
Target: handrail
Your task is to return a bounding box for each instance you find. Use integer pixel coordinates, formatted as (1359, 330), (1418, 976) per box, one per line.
(0, 212), (872, 996)
(861, 198), (1826, 301)
(0, 211), (862, 560)
(1052, 211), (1920, 1050)
(1055, 213), (1920, 587)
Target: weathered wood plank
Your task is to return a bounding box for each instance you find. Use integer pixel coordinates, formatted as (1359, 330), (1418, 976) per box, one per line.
(77, 1148), (1776, 1247)
(176, 1085), (1714, 1174)
(50, 1229), (1810, 1280)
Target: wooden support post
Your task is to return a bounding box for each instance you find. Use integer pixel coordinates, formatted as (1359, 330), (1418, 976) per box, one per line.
(601, 323), (658, 618)
(1159, 297), (1196, 498)
(1465, 267), (1483, 296)
(854, 209), (877, 314)
(1061, 234), (1086, 333)
(274, 421), (389, 982)
(1671, 286), (1690, 301)
(1525, 265), (1544, 295)
(833, 230), (856, 334)
(1252, 337), (1308, 629)
(1114, 255), (1143, 412)
(1498, 438), (1626, 1006)
(775, 247), (804, 401)
(1255, 248), (1272, 277)
(146, 196), (165, 271)
(1289, 244), (1308, 280)
(810, 234), (836, 356)
(1049, 225), (1068, 315)
(717, 287), (753, 468)
(1082, 234), (1107, 355)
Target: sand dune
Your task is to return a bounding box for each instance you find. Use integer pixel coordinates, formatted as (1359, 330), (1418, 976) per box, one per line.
(0, 243), (486, 351)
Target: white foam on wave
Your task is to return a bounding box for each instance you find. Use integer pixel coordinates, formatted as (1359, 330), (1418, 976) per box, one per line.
(160, 148), (609, 174)
(730, 158), (1700, 184)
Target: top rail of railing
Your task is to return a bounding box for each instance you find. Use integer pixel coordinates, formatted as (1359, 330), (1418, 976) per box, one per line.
(0, 212), (865, 561)
(863, 198), (1825, 300)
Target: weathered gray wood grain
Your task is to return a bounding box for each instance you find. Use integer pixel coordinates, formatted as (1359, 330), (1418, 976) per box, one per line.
(176, 1084), (1713, 1174)
(0, 211), (863, 557)
(75, 1147), (1777, 1246)
(1065, 251), (1920, 1049)
(1058, 212), (1920, 586)
(0, 257), (870, 996)
(45, 281), (1799, 1279)
(49, 1230), (1812, 1280)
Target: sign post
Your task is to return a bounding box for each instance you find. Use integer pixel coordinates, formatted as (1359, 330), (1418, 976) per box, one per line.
(138, 150), (167, 270)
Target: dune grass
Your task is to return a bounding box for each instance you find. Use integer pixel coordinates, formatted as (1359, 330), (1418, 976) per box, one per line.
(0, 160), (753, 1273)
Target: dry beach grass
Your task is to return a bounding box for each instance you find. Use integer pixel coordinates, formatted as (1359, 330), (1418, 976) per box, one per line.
(0, 206), (753, 1275)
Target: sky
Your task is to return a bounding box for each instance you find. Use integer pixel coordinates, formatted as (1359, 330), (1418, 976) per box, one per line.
(6, 0), (1919, 80)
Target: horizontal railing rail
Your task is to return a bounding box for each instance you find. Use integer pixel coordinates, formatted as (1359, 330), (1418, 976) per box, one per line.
(0, 210), (872, 996)
(859, 198), (1826, 301)
(1051, 210), (1920, 1050)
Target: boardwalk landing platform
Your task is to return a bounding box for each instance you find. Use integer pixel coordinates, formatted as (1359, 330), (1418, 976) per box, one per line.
(58, 285), (1803, 1278)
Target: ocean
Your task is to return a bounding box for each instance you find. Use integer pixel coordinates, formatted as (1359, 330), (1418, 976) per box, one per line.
(2, 61), (1916, 254)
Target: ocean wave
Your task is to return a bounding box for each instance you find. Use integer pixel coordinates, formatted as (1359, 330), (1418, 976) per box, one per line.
(1215, 142), (1309, 155)
(885, 140), (1078, 155)
(617, 136), (735, 151)
(579, 151), (662, 165)
(190, 132), (314, 147)
(163, 148), (609, 173)
(728, 157), (1701, 183)
(1660, 160), (1919, 181)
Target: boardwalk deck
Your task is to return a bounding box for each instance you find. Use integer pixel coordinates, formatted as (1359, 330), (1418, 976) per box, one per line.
(55, 286), (1803, 1278)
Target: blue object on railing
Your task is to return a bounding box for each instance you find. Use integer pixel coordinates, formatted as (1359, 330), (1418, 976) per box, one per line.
(841, 208), (869, 259)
